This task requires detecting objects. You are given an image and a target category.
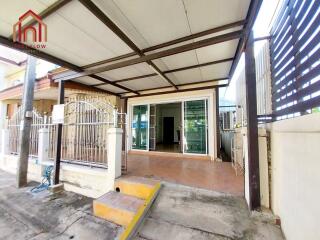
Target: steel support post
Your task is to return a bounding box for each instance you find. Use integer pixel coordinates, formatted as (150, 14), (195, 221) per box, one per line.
(16, 56), (37, 188)
(245, 31), (261, 210)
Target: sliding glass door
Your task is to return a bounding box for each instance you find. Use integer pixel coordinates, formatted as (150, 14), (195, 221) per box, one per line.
(131, 100), (208, 154)
(183, 100), (207, 154)
(132, 105), (148, 150)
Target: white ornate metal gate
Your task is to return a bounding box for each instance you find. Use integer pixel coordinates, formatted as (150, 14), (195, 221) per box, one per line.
(7, 107), (45, 157)
(59, 100), (117, 167)
(7, 100), (127, 170)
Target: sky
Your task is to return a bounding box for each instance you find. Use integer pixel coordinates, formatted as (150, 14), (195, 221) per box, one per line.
(0, 45), (56, 83)
(221, 0), (282, 103)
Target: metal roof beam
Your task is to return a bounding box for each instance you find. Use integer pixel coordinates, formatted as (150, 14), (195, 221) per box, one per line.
(82, 20), (245, 70)
(143, 20), (245, 53)
(104, 58), (233, 85)
(0, 36), (138, 95)
(0, 56), (26, 66)
(2, 0), (140, 95)
(122, 83), (228, 99)
(118, 77), (229, 95)
(54, 30), (243, 81)
(79, 0), (178, 89)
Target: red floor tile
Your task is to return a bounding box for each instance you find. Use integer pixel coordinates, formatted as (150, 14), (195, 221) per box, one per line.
(125, 153), (244, 196)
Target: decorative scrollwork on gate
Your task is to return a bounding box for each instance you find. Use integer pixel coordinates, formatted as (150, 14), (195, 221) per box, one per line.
(7, 107), (45, 156)
(60, 100), (119, 167)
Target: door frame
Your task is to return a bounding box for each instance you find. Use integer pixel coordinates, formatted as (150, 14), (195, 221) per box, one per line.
(130, 104), (149, 152)
(127, 92), (215, 157)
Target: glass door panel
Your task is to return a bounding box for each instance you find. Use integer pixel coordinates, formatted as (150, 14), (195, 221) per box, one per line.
(183, 100), (207, 154)
(132, 105), (148, 150)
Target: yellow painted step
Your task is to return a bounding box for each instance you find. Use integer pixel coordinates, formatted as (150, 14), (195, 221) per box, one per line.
(115, 176), (160, 200)
(93, 191), (144, 227)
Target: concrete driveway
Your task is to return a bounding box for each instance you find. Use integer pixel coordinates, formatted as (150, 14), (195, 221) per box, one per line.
(0, 170), (123, 240)
(135, 183), (285, 240)
(0, 169), (284, 240)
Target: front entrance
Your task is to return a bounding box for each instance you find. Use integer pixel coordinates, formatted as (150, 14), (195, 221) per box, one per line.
(127, 95), (244, 197)
(131, 99), (208, 155)
(155, 103), (181, 153)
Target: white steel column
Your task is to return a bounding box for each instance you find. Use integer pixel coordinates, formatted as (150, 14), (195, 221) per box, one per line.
(38, 128), (49, 163)
(107, 128), (123, 180)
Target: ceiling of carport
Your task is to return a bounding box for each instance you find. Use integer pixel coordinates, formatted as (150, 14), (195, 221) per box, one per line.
(0, 0), (255, 97)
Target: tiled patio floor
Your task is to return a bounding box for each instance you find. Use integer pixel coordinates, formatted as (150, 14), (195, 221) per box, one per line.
(126, 153), (244, 196)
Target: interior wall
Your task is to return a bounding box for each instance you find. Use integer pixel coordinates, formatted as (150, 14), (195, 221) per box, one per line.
(267, 113), (320, 240)
(156, 103), (181, 143)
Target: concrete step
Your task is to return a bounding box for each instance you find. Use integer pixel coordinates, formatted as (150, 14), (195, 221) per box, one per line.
(115, 176), (160, 200)
(93, 191), (144, 227)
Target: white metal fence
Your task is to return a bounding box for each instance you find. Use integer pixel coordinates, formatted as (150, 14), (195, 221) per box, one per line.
(7, 108), (45, 157)
(6, 100), (127, 169)
(255, 40), (273, 123)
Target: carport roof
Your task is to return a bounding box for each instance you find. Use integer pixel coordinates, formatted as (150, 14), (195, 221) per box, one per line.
(0, 0), (262, 98)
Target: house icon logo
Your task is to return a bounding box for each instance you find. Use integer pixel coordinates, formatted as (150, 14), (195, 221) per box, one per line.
(13, 10), (47, 48)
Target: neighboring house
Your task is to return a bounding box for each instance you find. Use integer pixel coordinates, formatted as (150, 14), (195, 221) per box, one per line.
(0, 47), (120, 154)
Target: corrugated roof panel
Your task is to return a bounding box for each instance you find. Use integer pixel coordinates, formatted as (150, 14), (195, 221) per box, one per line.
(94, 0), (191, 48)
(166, 68), (203, 85)
(0, 0), (58, 37)
(119, 75), (170, 91)
(195, 39), (239, 63)
(199, 61), (232, 80)
(97, 62), (154, 81)
(96, 84), (126, 93)
(184, 0), (249, 33)
(73, 76), (102, 85)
